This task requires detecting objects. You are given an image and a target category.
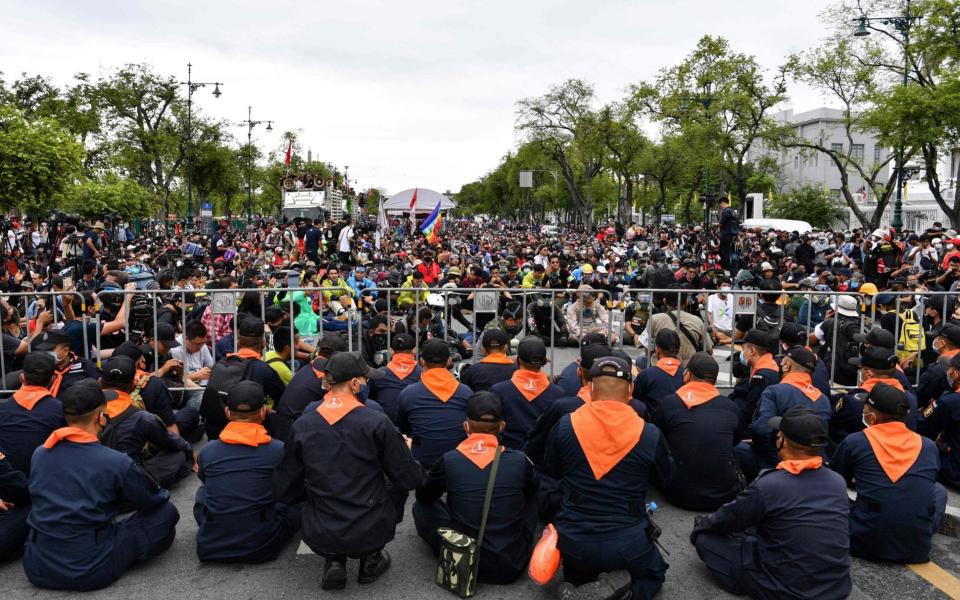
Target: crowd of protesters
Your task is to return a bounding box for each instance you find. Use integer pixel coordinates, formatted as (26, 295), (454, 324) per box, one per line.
(0, 201), (959, 599)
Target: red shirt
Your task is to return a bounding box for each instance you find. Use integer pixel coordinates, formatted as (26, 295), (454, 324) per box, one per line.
(416, 261), (441, 284)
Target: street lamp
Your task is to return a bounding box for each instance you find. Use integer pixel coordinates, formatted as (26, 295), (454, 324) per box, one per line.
(180, 63), (224, 229)
(242, 106), (274, 223)
(851, 1), (921, 232)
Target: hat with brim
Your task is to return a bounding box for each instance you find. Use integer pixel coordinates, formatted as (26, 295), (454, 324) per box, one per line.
(831, 295), (859, 317)
(92, 221), (106, 230)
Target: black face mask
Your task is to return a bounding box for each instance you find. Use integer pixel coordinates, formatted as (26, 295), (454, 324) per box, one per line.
(371, 333), (388, 351)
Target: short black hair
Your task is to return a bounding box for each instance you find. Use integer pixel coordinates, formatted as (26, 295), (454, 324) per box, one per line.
(184, 320), (206, 341)
(273, 326), (294, 352)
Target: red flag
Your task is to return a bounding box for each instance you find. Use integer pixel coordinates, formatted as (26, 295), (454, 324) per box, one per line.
(408, 188), (418, 211)
(284, 141), (292, 167)
(408, 188), (418, 231)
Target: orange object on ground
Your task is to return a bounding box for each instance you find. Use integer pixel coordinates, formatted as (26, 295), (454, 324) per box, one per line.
(528, 524), (561, 585)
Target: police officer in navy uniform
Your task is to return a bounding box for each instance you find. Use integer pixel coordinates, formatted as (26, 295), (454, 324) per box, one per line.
(194, 381), (301, 563)
(917, 323), (960, 409)
(852, 327), (915, 392)
(692, 406), (852, 599)
(491, 336), (565, 449)
(413, 391), (539, 584)
(918, 353), (960, 488)
(274, 353), (424, 590)
(98, 356), (193, 488)
(736, 347), (832, 482)
(778, 322), (831, 399)
(368, 333), (422, 424)
(546, 355), (674, 599)
(556, 333), (609, 396)
(728, 329), (780, 429)
(832, 383), (946, 563)
(650, 352), (743, 511)
(460, 329), (517, 392)
(398, 339), (474, 468)
(111, 341), (189, 438)
(632, 329), (685, 413)
(0, 446), (29, 561)
(23, 380), (180, 591)
(11, 329), (100, 397)
(271, 333), (348, 442)
(0, 352), (63, 475)
(718, 196), (738, 270)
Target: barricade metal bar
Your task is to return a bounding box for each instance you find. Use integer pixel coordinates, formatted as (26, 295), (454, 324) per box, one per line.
(151, 292), (159, 374)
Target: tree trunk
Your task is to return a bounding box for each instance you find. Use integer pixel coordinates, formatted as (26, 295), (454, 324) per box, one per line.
(923, 143), (960, 230)
(618, 177), (634, 227)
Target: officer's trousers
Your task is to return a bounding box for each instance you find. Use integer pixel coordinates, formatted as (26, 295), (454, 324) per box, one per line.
(412, 498), (535, 585)
(0, 504), (29, 561)
(194, 500), (302, 563)
(694, 530), (758, 596)
(24, 502), (179, 591)
(557, 531), (668, 600)
(143, 450), (191, 489)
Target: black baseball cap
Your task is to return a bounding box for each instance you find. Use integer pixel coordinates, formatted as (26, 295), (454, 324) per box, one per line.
(743, 329), (774, 351)
(937, 324), (960, 347)
(238, 316), (265, 339)
(853, 328), (895, 349)
(779, 322), (808, 346)
(580, 344), (613, 372)
(848, 346), (898, 370)
(421, 339), (452, 364)
(785, 347), (817, 371)
(687, 352), (719, 383)
(865, 382), (910, 417)
(655, 329), (681, 353)
(517, 337), (547, 366)
(589, 356), (633, 382)
(482, 329), (509, 350)
(22, 352), (56, 382)
(102, 356), (136, 387)
(465, 391), (503, 423)
(768, 406), (828, 447)
(61, 379), (108, 416)
(225, 380), (266, 412)
(580, 332), (609, 348)
(317, 333), (348, 355)
(949, 353), (960, 371)
(324, 352), (384, 384)
(390, 333), (416, 352)
(153, 323), (181, 348)
(112, 340), (144, 363)
(34, 329), (71, 352)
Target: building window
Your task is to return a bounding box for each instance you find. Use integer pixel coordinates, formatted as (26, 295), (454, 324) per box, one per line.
(794, 156), (799, 169)
(852, 144), (864, 162)
(874, 146), (882, 163)
(831, 143), (843, 153)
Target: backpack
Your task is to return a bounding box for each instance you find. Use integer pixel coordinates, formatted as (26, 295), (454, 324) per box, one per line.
(835, 318), (862, 374)
(200, 355), (255, 439)
(897, 309), (925, 365)
(98, 404), (140, 454)
(186, 297), (211, 322)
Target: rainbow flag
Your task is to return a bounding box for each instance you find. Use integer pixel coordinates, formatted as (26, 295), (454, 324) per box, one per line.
(419, 200), (442, 244)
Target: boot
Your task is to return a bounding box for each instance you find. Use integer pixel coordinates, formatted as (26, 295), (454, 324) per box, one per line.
(322, 557), (347, 590)
(358, 549), (391, 584)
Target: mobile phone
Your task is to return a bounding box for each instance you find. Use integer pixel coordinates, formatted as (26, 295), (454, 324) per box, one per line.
(63, 276), (73, 289)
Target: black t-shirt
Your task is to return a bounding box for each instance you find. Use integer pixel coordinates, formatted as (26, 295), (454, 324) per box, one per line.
(81, 230), (100, 259)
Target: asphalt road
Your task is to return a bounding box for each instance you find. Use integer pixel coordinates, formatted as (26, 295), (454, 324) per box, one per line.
(3, 346), (960, 599)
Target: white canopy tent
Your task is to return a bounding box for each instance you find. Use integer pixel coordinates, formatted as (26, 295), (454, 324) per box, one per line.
(383, 188), (456, 214)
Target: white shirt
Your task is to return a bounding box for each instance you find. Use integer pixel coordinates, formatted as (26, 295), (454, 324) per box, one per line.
(171, 341), (215, 385)
(338, 226), (354, 253)
(707, 292), (735, 332)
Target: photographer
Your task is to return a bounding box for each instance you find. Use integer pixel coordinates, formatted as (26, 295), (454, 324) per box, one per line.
(81, 221), (105, 261)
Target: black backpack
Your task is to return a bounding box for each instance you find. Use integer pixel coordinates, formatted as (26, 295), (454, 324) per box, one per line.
(99, 404), (140, 453)
(834, 318), (861, 375)
(200, 355), (255, 439)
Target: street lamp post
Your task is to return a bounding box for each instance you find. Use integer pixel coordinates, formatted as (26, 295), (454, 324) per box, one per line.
(853, 1), (921, 232)
(179, 63), (223, 229)
(242, 106), (273, 223)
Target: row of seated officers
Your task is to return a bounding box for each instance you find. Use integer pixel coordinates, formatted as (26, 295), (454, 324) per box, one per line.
(0, 322), (954, 599)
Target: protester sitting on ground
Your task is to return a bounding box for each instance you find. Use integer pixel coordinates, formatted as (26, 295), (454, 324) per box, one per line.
(642, 285), (713, 363)
(264, 326), (297, 385)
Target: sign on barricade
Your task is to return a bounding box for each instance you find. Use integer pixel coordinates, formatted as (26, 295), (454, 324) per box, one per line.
(473, 290), (499, 313)
(211, 292), (237, 315)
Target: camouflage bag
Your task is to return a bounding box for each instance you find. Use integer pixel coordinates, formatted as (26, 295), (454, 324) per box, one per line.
(435, 445), (503, 598)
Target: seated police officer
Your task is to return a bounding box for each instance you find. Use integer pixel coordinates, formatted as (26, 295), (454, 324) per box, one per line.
(194, 380), (301, 563)
(491, 336), (565, 449)
(918, 353), (960, 488)
(460, 329), (517, 393)
(0, 352), (63, 476)
(271, 333), (347, 443)
(832, 383), (946, 564)
(545, 356), (675, 600)
(23, 380), (179, 591)
(650, 352), (743, 511)
(274, 352), (424, 590)
(728, 329), (780, 429)
(778, 322), (831, 399)
(368, 333), (422, 424)
(632, 329), (685, 414)
(0, 445), (29, 561)
(692, 406), (851, 600)
(852, 327), (914, 391)
(413, 391), (539, 585)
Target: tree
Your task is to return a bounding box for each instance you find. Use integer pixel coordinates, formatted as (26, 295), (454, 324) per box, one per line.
(0, 105), (84, 215)
(638, 136), (685, 224)
(60, 174), (154, 217)
(597, 102), (648, 226)
(192, 141), (242, 216)
(766, 185), (845, 228)
(516, 79), (605, 228)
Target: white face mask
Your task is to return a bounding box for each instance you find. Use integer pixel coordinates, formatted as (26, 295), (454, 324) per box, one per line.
(862, 414), (871, 428)
(720, 286), (731, 292)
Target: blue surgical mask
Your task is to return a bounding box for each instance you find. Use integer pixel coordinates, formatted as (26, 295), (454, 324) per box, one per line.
(739, 352), (749, 366)
(862, 414), (871, 428)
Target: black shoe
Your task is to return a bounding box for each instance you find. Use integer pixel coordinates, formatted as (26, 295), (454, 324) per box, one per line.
(322, 558), (347, 590)
(358, 550), (391, 584)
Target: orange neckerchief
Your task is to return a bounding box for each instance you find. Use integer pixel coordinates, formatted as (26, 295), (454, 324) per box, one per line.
(219, 421), (272, 447)
(776, 456), (823, 475)
(859, 377), (905, 393)
(228, 348), (262, 360)
(655, 357), (680, 377)
(511, 369), (551, 402)
(751, 353), (779, 376)
(675, 381), (719, 410)
(780, 372), (822, 402)
(577, 385), (592, 403)
(863, 421), (922, 483)
(316, 392), (363, 425)
(570, 400), (644, 480)
(105, 390), (135, 418)
(479, 352), (514, 365)
(940, 348), (960, 361)
(135, 368), (152, 384)
(13, 385), (51, 411)
(421, 368), (459, 402)
(456, 433), (500, 469)
(387, 353), (418, 380)
(43, 426), (98, 449)
(49, 358), (75, 398)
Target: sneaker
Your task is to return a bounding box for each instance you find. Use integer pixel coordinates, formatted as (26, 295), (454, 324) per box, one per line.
(358, 549), (391, 584)
(321, 558), (347, 590)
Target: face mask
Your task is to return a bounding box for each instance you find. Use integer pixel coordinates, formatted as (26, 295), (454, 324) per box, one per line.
(862, 414), (871, 428)
(720, 286), (731, 292)
(371, 333), (388, 351)
(948, 372), (957, 389)
(739, 351), (749, 367)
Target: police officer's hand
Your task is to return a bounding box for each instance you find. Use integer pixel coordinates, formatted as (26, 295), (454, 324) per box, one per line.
(191, 451), (199, 474)
(402, 435), (413, 450)
(0, 498), (13, 511)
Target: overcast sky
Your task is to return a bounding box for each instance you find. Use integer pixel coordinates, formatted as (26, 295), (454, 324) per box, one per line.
(3, 0), (843, 196)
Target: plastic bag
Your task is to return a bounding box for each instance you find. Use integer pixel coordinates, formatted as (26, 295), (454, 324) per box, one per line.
(528, 523), (561, 585)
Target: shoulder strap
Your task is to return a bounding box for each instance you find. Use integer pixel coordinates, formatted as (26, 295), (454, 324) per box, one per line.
(474, 445), (503, 575)
(666, 311), (699, 349)
(266, 356), (285, 365)
(99, 405), (139, 445)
